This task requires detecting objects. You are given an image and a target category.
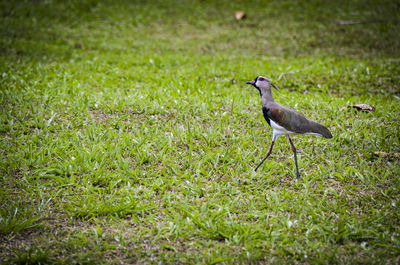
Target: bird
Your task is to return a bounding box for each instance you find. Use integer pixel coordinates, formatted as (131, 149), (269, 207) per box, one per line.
(246, 76), (332, 178)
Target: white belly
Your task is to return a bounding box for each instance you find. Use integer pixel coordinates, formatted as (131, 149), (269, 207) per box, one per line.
(270, 120), (295, 135)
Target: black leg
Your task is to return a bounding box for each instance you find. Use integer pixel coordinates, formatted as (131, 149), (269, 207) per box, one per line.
(255, 141), (275, 172)
(288, 137), (300, 178)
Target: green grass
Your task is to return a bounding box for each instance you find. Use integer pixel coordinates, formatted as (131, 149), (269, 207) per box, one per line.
(1, 0), (400, 263)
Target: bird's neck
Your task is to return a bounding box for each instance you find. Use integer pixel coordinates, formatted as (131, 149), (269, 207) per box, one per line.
(260, 89), (274, 105)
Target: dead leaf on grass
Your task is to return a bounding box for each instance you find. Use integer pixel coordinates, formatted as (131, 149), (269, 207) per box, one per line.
(374, 152), (400, 159)
(235, 11), (246, 20)
(340, 104), (375, 112)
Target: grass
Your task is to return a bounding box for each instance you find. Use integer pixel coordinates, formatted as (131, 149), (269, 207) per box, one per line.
(0, 0), (400, 263)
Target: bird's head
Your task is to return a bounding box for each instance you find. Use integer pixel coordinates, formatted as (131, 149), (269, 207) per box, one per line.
(246, 76), (278, 96)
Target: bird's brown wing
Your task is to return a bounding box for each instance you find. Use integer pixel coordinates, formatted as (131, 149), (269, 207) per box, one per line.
(266, 105), (332, 138)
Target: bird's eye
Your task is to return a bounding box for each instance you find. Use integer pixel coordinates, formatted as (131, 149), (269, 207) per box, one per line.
(258, 77), (265, 81)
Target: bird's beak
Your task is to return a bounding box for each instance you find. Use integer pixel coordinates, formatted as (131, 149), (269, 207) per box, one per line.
(246, 80), (255, 85)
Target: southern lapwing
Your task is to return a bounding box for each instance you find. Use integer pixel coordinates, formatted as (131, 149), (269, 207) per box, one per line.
(246, 76), (332, 178)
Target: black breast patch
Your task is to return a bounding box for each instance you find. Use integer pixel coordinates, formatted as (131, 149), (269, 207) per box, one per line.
(262, 107), (271, 126)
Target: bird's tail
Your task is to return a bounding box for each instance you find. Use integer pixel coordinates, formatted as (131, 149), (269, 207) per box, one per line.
(313, 122), (333, 139)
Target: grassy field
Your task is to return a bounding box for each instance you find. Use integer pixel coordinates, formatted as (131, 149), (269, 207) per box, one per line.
(1, 0), (400, 264)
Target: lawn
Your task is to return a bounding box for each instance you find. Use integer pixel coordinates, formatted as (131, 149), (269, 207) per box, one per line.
(1, 0), (399, 264)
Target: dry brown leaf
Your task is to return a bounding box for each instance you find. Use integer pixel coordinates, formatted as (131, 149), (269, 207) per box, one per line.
(374, 152), (400, 158)
(375, 151), (389, 158)
(341, 104), (375, 112)
(352, 104), (375, 112)
(235, 11), (246, 20)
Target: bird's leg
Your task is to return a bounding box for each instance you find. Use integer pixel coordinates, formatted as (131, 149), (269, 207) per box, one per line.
(255, 141), (275, 172)
(288, 137), (300, 178)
